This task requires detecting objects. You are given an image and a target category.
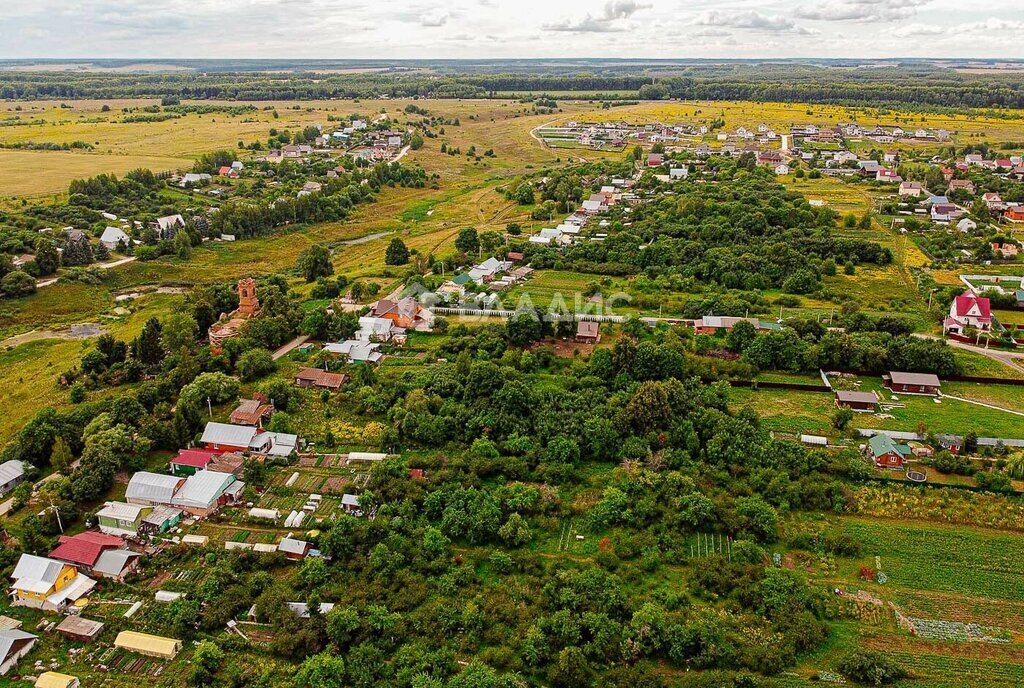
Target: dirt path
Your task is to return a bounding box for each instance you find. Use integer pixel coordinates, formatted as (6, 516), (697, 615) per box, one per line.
(942, 394), (1024, 418)
(392, 145), (411, 163)
(529, 120), (558, 149)
(35, 255), (137, 288)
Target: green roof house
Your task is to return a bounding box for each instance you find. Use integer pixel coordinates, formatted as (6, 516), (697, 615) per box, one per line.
(869, 434), (911, 470)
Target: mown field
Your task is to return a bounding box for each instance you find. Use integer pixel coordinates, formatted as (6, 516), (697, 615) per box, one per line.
(729, 376), (1024, 438)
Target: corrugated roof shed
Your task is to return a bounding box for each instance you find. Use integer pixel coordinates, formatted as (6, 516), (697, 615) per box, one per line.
(277, 538), (309, 555)
(200, 422), (258, 448)
(95, 502), (147, 522)
(114, 631), (182, 659)
(0, 460), (25, 486)
(35, 671), (79, 688)
(55, 615), (104, 642)
(171, 470), (238, 510)
(92, 550), (140, 578)
(0, 628), (37, 666)
(125, 472), (182, 504)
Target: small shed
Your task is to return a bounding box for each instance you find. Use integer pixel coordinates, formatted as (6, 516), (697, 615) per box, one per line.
(0, 629), (37, 675)
(35, 672), (80, 688)
(576, 321), (600, 343)
(248, 508), (280, 521)
(277, 538), (311, 561)
(835, 390), (879, 412)
(114, 631), (182, 659)
(181, 534), (209, 547)
(55, 615), (104, 643)
(341, 494), (361, 514)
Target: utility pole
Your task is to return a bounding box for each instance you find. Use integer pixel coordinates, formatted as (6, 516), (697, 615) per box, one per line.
(207, 396), (212, 418)
(47, 496), (63, 534)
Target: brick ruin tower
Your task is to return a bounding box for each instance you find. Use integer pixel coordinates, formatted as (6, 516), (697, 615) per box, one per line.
(236, 277), (260, 317)
(209, 278), (261, 350)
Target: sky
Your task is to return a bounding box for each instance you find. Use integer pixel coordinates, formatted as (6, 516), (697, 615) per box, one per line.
(2, 0), (1023, 60)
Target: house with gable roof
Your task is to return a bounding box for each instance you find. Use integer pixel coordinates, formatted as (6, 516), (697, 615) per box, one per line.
(868, 434), (911, 470)
(944, 290), (992, 335)
(9, 554), (96, 611)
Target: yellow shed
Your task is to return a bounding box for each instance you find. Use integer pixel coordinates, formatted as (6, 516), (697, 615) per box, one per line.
(35, 672), (80, 688)
(113, 631), (182, 659)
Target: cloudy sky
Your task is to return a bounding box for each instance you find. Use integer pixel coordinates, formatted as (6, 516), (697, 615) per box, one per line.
(2, 0), (1022, 59)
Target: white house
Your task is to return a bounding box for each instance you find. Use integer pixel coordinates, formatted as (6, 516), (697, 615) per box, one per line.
(100, 227), (130, 250)
(467, 257), (510, 284)
(0, 629), (37, 675)
(356, 316), (396, 342)
(179, 173), (211, 187)
(323, 340), (384, 365)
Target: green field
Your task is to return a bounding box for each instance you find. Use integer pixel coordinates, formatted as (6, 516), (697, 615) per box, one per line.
(730, 376), (1024, 438)
(840, 517), (1024, 602)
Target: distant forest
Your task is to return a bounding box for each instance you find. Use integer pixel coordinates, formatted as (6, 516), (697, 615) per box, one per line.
(1, 62), (1023, 110)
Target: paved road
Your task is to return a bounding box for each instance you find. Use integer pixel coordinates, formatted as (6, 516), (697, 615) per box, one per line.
(272, 335), (310, 361)
(913, 333), (1024, 374)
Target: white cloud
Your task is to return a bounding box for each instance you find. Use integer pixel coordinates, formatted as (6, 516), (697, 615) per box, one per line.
(543, 0), (651, 33)
(960, 18), (1024, 32)
(419, 9), (450, 27)
(888, 22), (945, 37)
(694, 10), (815, 34)
(0, 0), (1014, 59)
(795, 0), (931, 22)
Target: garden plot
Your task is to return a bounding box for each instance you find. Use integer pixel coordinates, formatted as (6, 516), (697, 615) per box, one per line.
(908, 618), (1010, 643)
(893, 590), (1024, 634)
(841, 518), (1024, 603)
(862, 636), (1024, 688)
(88, 646), (170, 676)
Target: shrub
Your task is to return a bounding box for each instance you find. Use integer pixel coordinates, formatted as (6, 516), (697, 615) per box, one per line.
(838, 650), (907, 686)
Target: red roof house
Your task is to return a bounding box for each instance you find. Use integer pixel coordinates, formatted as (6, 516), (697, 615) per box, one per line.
(50, 532), (124, 568)
(944, 291), (992, 335)
(1005, 208), (1024, 223)
(170, 448), (221, 476)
